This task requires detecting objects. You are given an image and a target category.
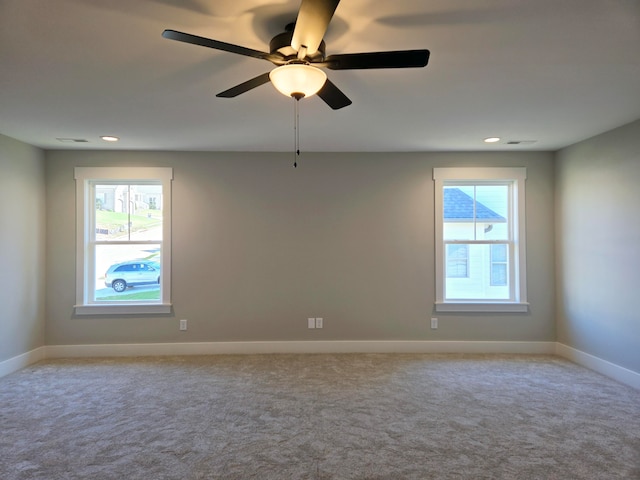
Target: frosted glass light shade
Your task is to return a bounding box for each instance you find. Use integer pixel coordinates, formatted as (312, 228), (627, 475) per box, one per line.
(269, 64), (327, 98)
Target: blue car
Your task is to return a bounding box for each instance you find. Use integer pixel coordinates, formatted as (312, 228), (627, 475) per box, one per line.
(105, 260), (161, 292)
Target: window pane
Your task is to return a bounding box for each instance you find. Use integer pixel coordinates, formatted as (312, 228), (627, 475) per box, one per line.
(445, 243), (510, 300)
(475, 185), (509, 240)
(95, 184), (163, 242)
(95, 244), (161, 301)
(443, 185), (509, 241)
(443, 186), (475, 240)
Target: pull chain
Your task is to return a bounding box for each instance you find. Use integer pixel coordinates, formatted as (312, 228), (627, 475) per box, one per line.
(292, 95), (302, 168)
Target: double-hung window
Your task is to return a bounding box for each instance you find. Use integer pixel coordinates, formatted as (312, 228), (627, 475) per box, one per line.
(434, 167), (527, 312)
(74, 167), (173, 314)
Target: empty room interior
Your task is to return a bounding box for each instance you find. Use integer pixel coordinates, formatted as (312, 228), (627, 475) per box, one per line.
(1, 0), (639, 479)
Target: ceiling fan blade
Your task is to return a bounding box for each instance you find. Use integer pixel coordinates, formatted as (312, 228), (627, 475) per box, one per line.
(324, 50), (430, 70)
(317, 79), (352, 110)
(291, 0), (340, 56)
(162, 29), (281, 62)
(216, 72), (272, 98)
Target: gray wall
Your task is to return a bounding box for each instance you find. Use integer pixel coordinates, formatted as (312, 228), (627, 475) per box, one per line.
(45, 150), (555, 346)
(556, 120), (640, 373)
(0, 134), (46, 362)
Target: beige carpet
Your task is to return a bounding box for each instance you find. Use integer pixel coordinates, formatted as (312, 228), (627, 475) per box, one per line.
(1, 354), (639, 479)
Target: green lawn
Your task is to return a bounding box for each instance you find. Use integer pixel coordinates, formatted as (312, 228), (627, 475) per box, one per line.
(96, 209), (161, 234)
(99, 290), (160, 301)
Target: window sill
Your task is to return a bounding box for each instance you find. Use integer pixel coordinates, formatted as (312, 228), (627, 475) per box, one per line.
(435, 302), (529, 313)
(74, 304), (172, 315)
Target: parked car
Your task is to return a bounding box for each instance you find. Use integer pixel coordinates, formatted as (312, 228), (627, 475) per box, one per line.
(105, 260), (161, 292)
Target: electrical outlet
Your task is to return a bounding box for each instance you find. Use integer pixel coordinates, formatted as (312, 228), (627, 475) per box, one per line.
(315, 317), (323, 329)
(180, 319), (188, 331)
(431, 317), (438, 329)
(308, 318), (316, 329)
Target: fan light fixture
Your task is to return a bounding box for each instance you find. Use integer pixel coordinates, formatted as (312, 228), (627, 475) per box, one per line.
(269, 63), (327, 99)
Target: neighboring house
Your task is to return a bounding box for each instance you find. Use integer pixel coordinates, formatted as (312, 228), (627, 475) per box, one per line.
(443, 187), (509, 300)
(96, 185), (162, 213)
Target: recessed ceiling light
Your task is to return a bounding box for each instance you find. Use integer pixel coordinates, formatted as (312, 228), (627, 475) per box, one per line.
(100, 136), (119, 142)
(483, 137), (501, 143)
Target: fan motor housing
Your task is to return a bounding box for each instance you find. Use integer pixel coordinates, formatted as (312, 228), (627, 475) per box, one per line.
(270, 27), (326, 63)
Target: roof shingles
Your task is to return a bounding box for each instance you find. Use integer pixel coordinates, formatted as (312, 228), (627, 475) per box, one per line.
(444, 188), (505, 221)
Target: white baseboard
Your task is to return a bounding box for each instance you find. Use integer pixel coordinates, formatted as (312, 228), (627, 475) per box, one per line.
(5, 343), (638, 391)
(45, 340), (556, 358)
(0, 347), (46, 379)
(556, 343), (640, 391)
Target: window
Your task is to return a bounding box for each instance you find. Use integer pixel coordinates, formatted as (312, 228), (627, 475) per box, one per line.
(74, 167), (173, 314)
(446, 244), (469, 278)
(433, 167), (527, 312)
(490, 244), (508, 286)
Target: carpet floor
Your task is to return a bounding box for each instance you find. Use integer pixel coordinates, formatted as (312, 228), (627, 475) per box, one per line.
(1, 354), (639, 479)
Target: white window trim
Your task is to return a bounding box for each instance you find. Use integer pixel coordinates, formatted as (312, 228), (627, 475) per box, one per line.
(74, 167), (173, 315)
(433, 167), (528, 313)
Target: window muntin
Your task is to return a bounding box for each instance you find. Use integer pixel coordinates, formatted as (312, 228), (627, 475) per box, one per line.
(434, 168), (527, 312)
(75, 167), (172, 315)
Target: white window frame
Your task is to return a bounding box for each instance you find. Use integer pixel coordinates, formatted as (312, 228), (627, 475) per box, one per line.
(74, 167), (173, 315)
(433, 167), (528, 313)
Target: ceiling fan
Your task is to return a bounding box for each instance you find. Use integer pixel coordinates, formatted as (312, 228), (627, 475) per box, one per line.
(162, 0), (430, 110)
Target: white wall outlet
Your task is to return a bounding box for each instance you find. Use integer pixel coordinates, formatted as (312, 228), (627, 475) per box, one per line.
(315, 317), (323, 329)
(180, 319), (188, 331)
(431, 317), (438, 329)
(308, 318), (316, 329)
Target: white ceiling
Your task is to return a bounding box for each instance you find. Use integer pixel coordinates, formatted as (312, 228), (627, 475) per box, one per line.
(1, 0), (639, 152)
